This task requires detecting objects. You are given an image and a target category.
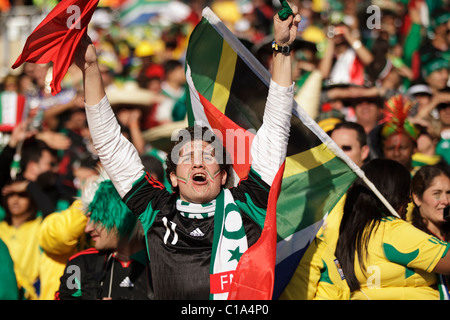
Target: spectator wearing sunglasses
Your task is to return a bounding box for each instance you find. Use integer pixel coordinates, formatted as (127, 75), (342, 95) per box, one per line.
(330, 121), (369, 167)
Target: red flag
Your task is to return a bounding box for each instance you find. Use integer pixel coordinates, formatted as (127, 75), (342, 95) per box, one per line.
(12, 0), (99, 96)
(227, 162), (285, 300)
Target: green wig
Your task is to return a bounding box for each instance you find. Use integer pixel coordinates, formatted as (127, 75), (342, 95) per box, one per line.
(86, 179), (138, 239)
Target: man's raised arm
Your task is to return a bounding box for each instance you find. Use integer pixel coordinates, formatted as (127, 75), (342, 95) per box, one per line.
(250, 2), (301, 186)
(74, 38), (144, 197)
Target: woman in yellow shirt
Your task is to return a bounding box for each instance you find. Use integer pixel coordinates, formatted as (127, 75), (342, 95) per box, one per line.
(0, 180), (41, 300)
(410, 165), (450, 299)
(335, 159), (450, 300)
(411, 165), (450, 241)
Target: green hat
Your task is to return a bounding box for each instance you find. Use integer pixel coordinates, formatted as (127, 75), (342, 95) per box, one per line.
(430, 11), (450, 30)
(82, 172), (138, 239)
(88, 180), (138, 238)
(421, 56), (450, 78)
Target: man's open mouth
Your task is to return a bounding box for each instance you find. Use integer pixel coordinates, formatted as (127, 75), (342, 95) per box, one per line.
(192, 173), (207, 182)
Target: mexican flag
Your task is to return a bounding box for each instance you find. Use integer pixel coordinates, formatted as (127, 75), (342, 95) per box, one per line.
(0, 92), (26, 132)
(185, 7), (359, 299)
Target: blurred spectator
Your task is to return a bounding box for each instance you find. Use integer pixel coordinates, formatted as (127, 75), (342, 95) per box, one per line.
(407, 82), (435, 121)
(38, 198), (90, 300)
(0, 179), (41, 299)
(0, 74), (19, 92)
(107, 81), (158, 153)
(366, 36), (413, 91)
(316, 109), (345, 135)
(44, 94), (100, 199)
(410, 123), (449, 170)
(352, 95), (384, 134)
(160, 59), (187, 123)
(421, 54), (450, 94)
(319, 23), (373, 86)
(319, 84), (384, 131)
(436, 95), (450, 166)
(419, 10), (450, 68)
(0, 130), (70, 215)
(38, 155), (165, 300)
(135, 40), (165, 91)
(0, 238), (19, 300)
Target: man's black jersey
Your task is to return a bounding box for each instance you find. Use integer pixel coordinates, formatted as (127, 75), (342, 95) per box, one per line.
(123, 168), (269, 299)
(56, 248), (152, 300)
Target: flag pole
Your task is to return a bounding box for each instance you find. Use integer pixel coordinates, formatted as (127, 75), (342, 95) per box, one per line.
(201, 7), (401, 219)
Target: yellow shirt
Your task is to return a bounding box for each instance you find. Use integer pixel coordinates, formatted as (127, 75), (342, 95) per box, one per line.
(352, 216), (450, 300)
(280, 236), (350, 300)
(38, 200), (89, 300)
(0, 217), (42, 299)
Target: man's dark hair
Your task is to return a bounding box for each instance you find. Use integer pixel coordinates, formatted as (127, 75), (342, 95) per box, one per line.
(163, 59), (183, 75)
(331, 121), (368, 147)
(20, 139), (55, 173)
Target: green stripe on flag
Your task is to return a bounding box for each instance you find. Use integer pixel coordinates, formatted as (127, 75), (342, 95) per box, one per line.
(186, 18), (225, 103)
(276, 157), (357, 241)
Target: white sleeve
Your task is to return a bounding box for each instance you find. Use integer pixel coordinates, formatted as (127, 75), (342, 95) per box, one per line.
(84, 95), (145, 198)
(250, 80), (294, 186)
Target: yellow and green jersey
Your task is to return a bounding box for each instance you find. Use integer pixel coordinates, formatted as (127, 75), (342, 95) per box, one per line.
(352, 216), (450, 300)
